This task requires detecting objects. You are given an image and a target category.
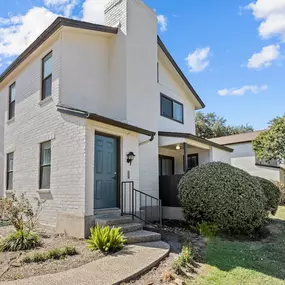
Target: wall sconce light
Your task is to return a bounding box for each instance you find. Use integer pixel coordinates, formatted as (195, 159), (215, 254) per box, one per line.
(176, 145), (181, 150)
(127, 152), (135, 165)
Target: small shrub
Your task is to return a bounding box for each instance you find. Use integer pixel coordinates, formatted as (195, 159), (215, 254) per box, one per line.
(172, 246), (193, 274)
(86, 224), (126, 253)
(273, 181), (285, 205)
(0, 230), (41, 252)
(179, 162), (267, 235)
(197, 222), (219, 240)
(254, 177), (281, 215)
(23, 246), (77, 263)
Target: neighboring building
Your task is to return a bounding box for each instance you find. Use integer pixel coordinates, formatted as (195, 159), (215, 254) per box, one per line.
(210, 131), (285, 183)
(0, 0), (232, 236)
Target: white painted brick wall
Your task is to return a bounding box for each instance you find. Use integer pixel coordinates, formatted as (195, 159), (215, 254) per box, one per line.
(0, 92), (4, 197)
(3, 37), (87, 226)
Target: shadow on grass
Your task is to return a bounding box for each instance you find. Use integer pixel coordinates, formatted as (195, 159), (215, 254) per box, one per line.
(203, 217), (285, 281)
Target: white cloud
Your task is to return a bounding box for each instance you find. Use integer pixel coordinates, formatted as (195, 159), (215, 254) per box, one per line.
(157, 15), (167, 32)
(0, 7), (58, 57)
(218, 85), (268, 96)
(44, 0), (77, 17)
(246, 0), (285, 40)
(185, 47), (210, 72)
(82, 0), (109, 24)
(247, 44), (280, 69)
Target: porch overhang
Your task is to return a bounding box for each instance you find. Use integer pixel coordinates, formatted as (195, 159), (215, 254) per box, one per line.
(158, 131), (233, 153)
(57, 104), (156, 139)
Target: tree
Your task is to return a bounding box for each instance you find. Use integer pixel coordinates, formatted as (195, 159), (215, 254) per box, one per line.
(253, 114), (285, 162)
(196, 112), (254, 139)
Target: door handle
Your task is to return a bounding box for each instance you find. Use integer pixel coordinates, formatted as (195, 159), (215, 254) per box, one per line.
(112, 172), (117, 180)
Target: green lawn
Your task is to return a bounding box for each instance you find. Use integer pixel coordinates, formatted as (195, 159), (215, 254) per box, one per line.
(191, 206), (285, 285)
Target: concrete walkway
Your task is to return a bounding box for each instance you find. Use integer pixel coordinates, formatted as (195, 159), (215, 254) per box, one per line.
(1, 241), (170, 285)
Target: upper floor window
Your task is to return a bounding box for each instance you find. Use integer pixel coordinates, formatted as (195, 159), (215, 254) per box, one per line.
(161, 94), (183, 124)
(42, 51), (52, 100)
(40, 141), (51, 189)
(6, 152), (14, 190)
(8, 83), (16, 120)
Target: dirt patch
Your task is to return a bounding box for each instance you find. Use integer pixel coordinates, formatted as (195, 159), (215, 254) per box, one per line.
(0, 225), (103, 282)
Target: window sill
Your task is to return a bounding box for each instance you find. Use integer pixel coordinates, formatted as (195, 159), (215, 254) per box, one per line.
(37, 189), (51, 194)
(6, 117), (15, 125)
(39, 96), (53, 106)
(5, 190), (14, 195)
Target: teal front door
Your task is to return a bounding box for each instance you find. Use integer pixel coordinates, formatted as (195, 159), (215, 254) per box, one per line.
(94, 134), (119, 209)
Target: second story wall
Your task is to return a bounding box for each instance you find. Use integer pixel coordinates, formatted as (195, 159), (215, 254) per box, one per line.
(60, 29), (128, 120)
(158, 58), (196, 134)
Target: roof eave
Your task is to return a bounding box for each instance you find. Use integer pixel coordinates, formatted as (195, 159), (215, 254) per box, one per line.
(0, 17), (118, 85)
(157, 36), (206, 110)
(158, 131), (233, 153)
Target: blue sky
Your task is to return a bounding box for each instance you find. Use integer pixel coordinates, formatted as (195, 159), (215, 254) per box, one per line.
(0, 0), (285, 130)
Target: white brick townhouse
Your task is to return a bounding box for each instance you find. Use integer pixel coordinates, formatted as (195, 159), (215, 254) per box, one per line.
(0, 0), (232, 237)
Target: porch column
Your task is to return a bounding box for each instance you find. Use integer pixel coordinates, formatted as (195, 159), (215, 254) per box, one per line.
(183, 142), (188, 173)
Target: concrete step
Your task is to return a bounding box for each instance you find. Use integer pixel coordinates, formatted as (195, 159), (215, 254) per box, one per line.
(116, 223), (143, 233)
(95, 215), (133, 226)
(124, 230), (161, 244)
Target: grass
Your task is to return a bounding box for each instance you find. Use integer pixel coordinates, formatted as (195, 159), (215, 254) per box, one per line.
(23, 246), (78, 263)
(190, 206), (285, 285)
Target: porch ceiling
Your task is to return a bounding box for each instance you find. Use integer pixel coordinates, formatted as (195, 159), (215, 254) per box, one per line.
(158, 131), (233, 152)
(159, 136), (210, 151)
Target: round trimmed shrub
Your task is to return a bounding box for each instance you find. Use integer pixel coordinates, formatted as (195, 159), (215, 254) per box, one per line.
(254, 176), (280, 215)
(178, 162), (267, 235)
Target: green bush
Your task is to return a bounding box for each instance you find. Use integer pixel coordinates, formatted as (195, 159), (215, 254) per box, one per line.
(0, 230), (41, 252)
(196, 222), (219, 240)
(172, 245), (193, 274)
(23, 246), (77, 263)
(86, 224), (126, 253)
(254, 177), (281, 215)
(178, 162), (267, 235)
(273, 181), (285, 205)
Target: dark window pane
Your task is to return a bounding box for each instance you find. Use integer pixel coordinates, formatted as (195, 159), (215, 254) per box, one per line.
(159, 157), (174, 176)
(161, 96), (172, 118)
(43, 76), (52, 99)
(40, 166), (51, 189)
(43, 53), (52, 78)
(7, 172), (13, 190)
(41, 141), (51, 165)
(7, 153), (14, 171)
(9, 101), (15, 120)
(188, 154), (198, 170)
(173, 102), (183, 122)
(9, 83), (16, 102)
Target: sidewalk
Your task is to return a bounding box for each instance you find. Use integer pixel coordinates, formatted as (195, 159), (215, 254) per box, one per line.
(1, 241), (170, 285)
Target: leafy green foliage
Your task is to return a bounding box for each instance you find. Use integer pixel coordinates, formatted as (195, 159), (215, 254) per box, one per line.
(179, 162), (267, 235)
(197, 222), (219, 240)
(273, 181), (285, 205)
(172, 245), (193, 274)
(0, 230), (41, 252)
(254, 177), (281, 215)
(196, 112), (254, 139)
(86, 224), (126, 253)
(23, 246), (77, 263)
(253, 114), (285, 162)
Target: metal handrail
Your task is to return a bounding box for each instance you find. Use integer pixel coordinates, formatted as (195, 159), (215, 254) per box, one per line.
(121, 181), (162, 226)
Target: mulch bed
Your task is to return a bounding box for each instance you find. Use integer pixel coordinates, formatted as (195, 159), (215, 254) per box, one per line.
(0, 225), (103, 282)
